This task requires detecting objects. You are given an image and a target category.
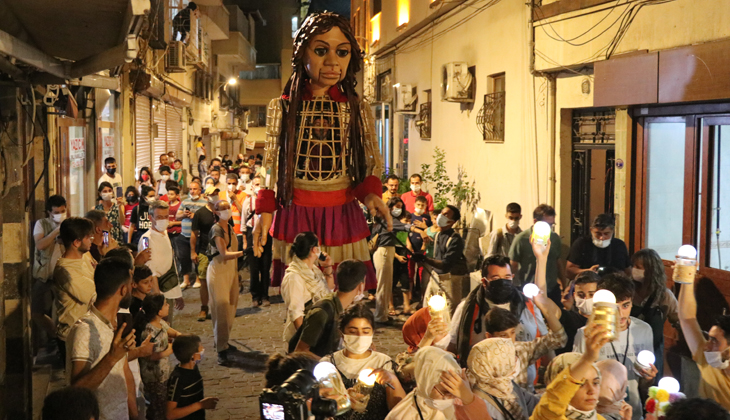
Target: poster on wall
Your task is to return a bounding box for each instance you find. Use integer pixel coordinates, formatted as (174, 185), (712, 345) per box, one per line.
(244, 136), (255, 151)
(102, 134), (114, 162)
(70, 135), (85, 168)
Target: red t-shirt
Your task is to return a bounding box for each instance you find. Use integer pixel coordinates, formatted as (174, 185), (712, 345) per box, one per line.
(167, 200), (182, 234)
(400, 191), (434, 213)
(124, 203), (138, 227)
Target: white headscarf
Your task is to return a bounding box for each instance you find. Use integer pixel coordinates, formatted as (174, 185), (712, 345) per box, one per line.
(385, 347), (460, 420)
(284, 256), (329, 300)
(467, 338), (524, 420)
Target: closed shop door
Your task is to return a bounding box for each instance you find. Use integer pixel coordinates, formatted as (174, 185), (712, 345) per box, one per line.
(152, 100), (167, 168)
(135, 96), (151, 172)
(166, 105), (183, 159)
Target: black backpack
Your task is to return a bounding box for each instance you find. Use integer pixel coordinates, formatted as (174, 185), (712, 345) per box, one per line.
(287, 297), (338, 356)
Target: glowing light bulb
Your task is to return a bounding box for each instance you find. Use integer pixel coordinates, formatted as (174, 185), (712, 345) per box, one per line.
(677, 245), (697, 259)
(428, 295), (446, 312)
(523, 283), (540, 299)
(358, 369), (376, 387)
(227, 77), (237, 85)
(637, 350), (655, 367)
(593, 289), (616, 304)
(313, 362), (338, 381)
(533, 221), (551, 237)
(658, 377), (680, 393)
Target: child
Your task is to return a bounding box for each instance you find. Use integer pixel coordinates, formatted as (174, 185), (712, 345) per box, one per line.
(167, 335), (219, 419)
(157, 166), (172, 197)
(172, 159), (185, 190)
(166, 186), (182, 241)
(395, 211), (413, 314)
(131, 265), (154, 318)
(424, 207), (442, 258)
(135, 294), (181, 420)
(408, 196), (431, 307)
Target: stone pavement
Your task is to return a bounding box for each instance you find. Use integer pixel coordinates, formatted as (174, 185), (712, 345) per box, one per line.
(174, 284), (408, 419)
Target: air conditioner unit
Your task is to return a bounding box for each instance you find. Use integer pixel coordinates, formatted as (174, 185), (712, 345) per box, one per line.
(394, 84), (417, 112)
(441, 62), (474, 102)
(165, 41), (187, 73)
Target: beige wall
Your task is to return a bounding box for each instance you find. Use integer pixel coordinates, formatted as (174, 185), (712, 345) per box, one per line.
(534, 0), (730, 71)
(239, 79), (281, 105)
(392, 0), (549, 231)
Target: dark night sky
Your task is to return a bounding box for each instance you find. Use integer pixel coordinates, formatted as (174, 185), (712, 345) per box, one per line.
(308, 0), (351, 17)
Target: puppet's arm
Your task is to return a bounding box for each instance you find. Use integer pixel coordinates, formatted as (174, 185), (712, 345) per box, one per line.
(361, 99), (383, 177)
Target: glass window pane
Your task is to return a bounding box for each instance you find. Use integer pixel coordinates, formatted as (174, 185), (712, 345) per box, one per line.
(645, 122), (686, 260)
(709, 125), (730, 271)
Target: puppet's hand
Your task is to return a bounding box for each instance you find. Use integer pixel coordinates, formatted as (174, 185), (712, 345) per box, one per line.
(364, 193), (392, 231)
(253, 212), (273, 257)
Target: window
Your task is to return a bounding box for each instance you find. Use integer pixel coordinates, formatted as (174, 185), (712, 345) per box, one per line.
(291, 16), (298, 38)
(246, 105), (267, 127)
(478, 73), (506, 142)
(707, 122), (730, 271)
(370, 12), (381, 45)
(397, 0), (409, 28)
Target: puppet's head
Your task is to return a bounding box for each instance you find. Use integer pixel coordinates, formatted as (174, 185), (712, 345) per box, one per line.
(289, 12), (363, 95)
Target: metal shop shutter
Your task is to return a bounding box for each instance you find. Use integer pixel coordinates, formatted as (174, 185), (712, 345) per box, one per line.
(134, 95), (151, 172)
(166, 105), (183, 159)
(152, 100), (167, 167)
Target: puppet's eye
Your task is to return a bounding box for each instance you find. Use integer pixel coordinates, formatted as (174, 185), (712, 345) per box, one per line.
(336, 49), (350, 58)
(314, 47), (328, 57)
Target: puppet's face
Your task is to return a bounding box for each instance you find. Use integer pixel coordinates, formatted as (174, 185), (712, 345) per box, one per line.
(303, 26), (352, 91)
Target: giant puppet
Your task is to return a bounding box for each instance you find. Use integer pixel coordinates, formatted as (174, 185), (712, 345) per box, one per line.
(251, 12), (392, 289)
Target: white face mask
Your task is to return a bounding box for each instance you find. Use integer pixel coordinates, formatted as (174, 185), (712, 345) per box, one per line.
(161, 175), (170, 181)
(343, 334), (373, 355)
(353, 290), (365, 303)
(218, 210), (231, 221)
(632, 268), (645, 282)
(190, 194), (200, 200)
(208, 196), (220, 205)
(592, 237), (611, 249)
(425, 397), (455, 410)
(227, 184), (235, 192)
(101, 192), (114, 201)
(391, 207), (402, 217)
(155, 218), (169, 231)
(508, 219), (520, 229)
(241, 174), (250, 182)
(195, 349), (205, 365)
(705, 351), (730, 370)
(410, 184), (421, 193)
(52, 213), (66, 224)
(575, 296), (594, 316)
(414, 207), (425, 216)
(146, 197), (156, 204)
(253, 186), (261, 194)
(436, 214), (451, 228)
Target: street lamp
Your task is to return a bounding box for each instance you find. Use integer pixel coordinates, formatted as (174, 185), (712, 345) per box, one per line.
(216, 77), (238, 91)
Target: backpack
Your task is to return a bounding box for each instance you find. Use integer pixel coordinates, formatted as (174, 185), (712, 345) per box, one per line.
(33, 218), (63, 280)
(287, 297), (338, 355)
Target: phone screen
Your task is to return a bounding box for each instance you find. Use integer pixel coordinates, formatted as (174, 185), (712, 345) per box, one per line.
(140, 237), (149, 251)
(261, 403), (285, 420)
(116, 186), (123, 198)
(103, 231), (109, 246)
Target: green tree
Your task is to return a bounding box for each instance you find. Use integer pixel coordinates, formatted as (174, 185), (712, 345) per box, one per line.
(420, 147), (453, 209)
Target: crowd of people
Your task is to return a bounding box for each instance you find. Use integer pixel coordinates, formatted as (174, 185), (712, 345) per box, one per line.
(32, 156), (730, 420)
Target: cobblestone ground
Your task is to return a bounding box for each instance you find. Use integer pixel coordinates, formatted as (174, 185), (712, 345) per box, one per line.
(174, 278), (408, 420)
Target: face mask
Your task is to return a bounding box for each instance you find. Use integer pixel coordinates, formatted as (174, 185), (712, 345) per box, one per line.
(227, 184), (235, 192)
(141, 173), (150, 181)
(343, 334), (373, 355)
(353, 290), (365, 303)
(253, 186), (261, 194)
(155, 219), (169, 231)
(391, 207), (402, 217)
(52, 213), (66, 224)
(705, 351), (730, 370)
(593, 237), (611, 249)
(410, 184), (421, 193)
(208, 196), (220, 205)
(127, 195), (138, 204)
(414, 208), (425, 216)
(190, 194), (200, 200)
(195, 349), (205, 365)
(508, 219), (520, 229)
(632, 268), (645, 282)
(425, 398), (455, 410)
(101, 192), (113, 201)
(485, 279), (515, 304)
(575, 297), (594, 316)
(161, 175), (170, 181)
(241, 174), (250, 182)
(218, 210), (231, 221)
(107, 168), (116, 176)
(436, 214), (451, 228)
(146, 197), (156, 204)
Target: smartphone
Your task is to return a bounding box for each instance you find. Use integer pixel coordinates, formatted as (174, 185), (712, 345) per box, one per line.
(103, 231), (109, 246)
(116, 186), (123, 198)
(140, 237), (149, 251)
(318, 251), (327, 262)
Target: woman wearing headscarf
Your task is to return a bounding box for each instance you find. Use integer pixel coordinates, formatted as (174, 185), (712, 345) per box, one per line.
(468, 338), (540, 420)
(385, 347), (490, 420)
(595, 360), (632, 420)
(402, 307), (450, 353)
(531, 323), (612, 420)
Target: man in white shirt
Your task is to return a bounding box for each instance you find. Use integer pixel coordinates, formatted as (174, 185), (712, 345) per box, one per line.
(98, 157), (123, 189)
(66, 258), (139, 420)
(139, 200), (184, 326)
(573, 273), (657, 420)
(32, 195), (67, 342)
